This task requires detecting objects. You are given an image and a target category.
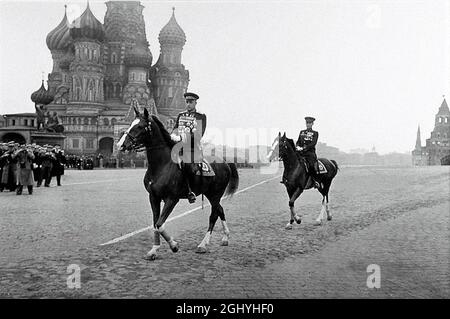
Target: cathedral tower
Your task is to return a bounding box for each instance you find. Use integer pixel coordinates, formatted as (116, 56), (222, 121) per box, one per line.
(150, 8), (189, 118)
(103, 1), (151, 103)
(68, 2), (105, 110)
(46, 5), (73, 105)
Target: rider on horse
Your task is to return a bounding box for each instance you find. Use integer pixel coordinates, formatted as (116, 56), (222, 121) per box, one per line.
(295, 116), (321, 188)
(170, 92), (207, 203)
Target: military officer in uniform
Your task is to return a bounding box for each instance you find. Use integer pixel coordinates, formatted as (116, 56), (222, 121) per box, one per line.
(41, 145), (56, 187)
(170, 92), (207, 203)
(295, 116), (321, 188)
(52, 145), (66, 186)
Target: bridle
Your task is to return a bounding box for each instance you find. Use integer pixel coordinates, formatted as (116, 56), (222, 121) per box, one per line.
(121, 120), (168, 152)
(122, 121), (152, 152)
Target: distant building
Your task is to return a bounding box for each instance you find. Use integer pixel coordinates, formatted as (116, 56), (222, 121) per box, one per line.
(0, 2), (189, 156)
(412, 97), (450, 165)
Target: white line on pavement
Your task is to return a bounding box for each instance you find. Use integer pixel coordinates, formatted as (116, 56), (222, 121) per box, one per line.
(99, 174), (282, 246)
(63, 178), (135, 186)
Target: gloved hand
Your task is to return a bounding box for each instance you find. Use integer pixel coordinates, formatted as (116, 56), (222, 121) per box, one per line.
(296, 146), (303, 151)
(180, 132), (187, 142)
(170, 133), (182, 143)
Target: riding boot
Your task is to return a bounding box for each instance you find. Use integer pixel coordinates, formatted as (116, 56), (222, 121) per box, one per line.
(187, 181), (196, 203)
(311, 162), (321, 189)
(183, 163), (196, 203)
(27, 185), (33, 195)
(16, 185), (23, 195)
(57, 175), (61, 186)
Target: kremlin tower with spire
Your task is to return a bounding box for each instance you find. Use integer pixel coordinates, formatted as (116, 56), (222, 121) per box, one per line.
(412, 97), (450, 165)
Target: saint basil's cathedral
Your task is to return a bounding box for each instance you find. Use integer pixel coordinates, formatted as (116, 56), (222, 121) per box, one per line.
(0, 1), (190, 157)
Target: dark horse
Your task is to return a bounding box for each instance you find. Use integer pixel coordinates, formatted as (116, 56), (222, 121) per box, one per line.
(267, 132), (338, 229)
(117, 107), (239, 260)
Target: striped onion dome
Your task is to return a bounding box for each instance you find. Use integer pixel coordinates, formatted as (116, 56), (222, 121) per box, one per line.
(70, 2), (104, 42)
(159, 8), (186, 46)
(46, 6), (71, 51)
(31, 81), (54, 105)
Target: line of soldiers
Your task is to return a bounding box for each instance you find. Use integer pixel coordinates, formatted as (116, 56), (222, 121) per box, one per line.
(0, 142), (66, 195)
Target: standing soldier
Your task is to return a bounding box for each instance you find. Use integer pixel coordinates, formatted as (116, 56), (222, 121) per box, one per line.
(52, 145), (66, 186)
(0, 142), (18, 192)
(170, 92), (207, 203)
(12, 145), (35, 195)
(33, 145), (43, 187)
(295, 116), (321, 188)
(41, 145), (56, 187)
(0, 143), (7, 191)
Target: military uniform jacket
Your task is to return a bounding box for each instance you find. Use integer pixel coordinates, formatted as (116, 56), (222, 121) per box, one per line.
(173, 110), (207, 138)
(52, 151), (66, 176)
(296, 129), (319, 153)
(41, 152), (56, 168)
(173, 110), (206, 162)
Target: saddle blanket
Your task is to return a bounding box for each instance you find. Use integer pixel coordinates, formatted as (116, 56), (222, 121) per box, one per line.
(317, 160), (328, 174)
(195, 159), (215, 177)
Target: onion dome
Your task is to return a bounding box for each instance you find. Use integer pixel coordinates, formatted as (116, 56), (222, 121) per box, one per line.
(31, 81), (54, 105)
(46, 6), (71, 51)
(70, 2), (104, 42)
(158, 8), (186, 46)
(124, 41), (153, 68)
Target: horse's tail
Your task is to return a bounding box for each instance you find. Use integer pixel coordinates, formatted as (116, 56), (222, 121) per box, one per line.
(225, 162), (239, 197)
(330, 160), (339, 172)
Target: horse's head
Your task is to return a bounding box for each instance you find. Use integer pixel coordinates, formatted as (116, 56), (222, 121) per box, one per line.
(267, 132), (281, 162)
(117, 106), (152, 152)
(278, 133), (293, 159)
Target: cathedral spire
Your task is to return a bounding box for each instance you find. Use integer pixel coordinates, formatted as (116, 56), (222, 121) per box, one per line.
(415, 125), (421, 149)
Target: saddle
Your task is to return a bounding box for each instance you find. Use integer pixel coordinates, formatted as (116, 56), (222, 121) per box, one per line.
(183, 159), (215, 177)
(316, 160), (328, 174)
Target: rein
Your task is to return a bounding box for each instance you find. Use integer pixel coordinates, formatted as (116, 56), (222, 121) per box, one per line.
(124, 122), (170, 153)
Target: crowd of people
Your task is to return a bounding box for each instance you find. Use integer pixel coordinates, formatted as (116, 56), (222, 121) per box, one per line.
(65, 154), (94, 170)
(0, 142), (66, 195)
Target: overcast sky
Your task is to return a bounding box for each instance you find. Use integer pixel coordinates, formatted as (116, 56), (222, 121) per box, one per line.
(0, 0), (448, 154)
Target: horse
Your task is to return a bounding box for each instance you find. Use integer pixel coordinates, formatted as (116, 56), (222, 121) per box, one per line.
(117, 106), (239, 260)
(267, 132), (338, 229)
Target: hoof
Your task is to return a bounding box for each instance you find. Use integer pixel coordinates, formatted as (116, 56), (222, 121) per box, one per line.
(327, 215), (332, 221)
(285, 223), (293, 230)
(221, 240), (229, 246)
(145, 253), (157, 261)
(171, 245), (179, 253)
(295, 218), (302, 224)
(196, 246), (207, 254)
(313, 220), (323, 226)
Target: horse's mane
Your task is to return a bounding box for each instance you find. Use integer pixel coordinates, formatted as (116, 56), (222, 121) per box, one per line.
(285, 137), (295, 152)
(151, 115), (176, 148)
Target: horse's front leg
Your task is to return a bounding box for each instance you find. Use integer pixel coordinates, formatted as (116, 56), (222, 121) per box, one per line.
(286, 186), (303, 230)
(146, 192), (162, 260)
(155, 197), (180, 253)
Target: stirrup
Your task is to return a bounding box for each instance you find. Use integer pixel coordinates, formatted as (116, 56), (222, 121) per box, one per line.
(313, 180), (323, 189)
(187, 192), (196, 203)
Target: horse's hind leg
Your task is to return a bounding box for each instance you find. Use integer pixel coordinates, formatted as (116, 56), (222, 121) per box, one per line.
(313, 196), (327, 226)
(216, 204), (230, 246)
(325, 191), (332, 220)
(314, 183), (330, 226)
(196, 203), (220, 253)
